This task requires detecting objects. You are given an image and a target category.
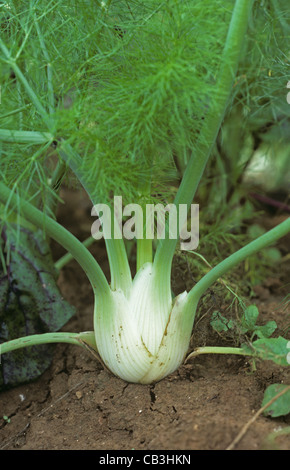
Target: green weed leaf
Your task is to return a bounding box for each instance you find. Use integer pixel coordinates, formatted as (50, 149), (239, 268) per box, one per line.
(241, 304), (259, 331)
(264, 248), (282, 262)
(210, 305), (277, 340)
(0, 225), (75, 390)
(254, 321), (277, 339)
(210, 311), (234, 333)
(241, 305), (277, 338)
(262, 384), (290, 418)
(242, 337), (290, 366)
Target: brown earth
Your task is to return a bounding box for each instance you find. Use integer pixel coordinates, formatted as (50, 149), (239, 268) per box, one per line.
(0, 189), (289, 451)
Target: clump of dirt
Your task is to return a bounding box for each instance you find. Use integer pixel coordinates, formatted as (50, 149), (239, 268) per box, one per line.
(0, 189), (289, 450)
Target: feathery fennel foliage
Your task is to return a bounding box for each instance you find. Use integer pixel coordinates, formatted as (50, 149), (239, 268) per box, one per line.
(0, 1), (289, 387)
(0, 0), (235, 207)
(1, 1), (288, 207)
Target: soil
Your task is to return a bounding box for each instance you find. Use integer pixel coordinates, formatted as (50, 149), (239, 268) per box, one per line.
(0, 189), (289, 451)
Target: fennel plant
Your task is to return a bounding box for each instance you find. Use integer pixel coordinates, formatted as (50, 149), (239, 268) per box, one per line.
(0, 0), (289, 385)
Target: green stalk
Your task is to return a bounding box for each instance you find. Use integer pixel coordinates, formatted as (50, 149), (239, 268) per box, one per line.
(136, 186), (153, 271)
(54, 235), (95, 271)
(154, 0), (253, 276)
(0, 333), (85, 354)
(0, 104), (32, 120)
(186, 346), (247, 361)
(0, 331), (98, 355)
(0, 36), (131, 294)
(0, 38), (54, 131)
(58, 140), (132, 295)
(188, 217), (290, 303)
(137, 237), (153, 271)
(33, 13), (55, 115)
(45, 159), (67, 214)
(0, 181), (110, 297)
(0, 129), (53, 144)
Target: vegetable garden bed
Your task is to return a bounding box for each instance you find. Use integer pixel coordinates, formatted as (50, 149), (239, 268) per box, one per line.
(1, 188), (289, 451)
(0, 0), (289, 451)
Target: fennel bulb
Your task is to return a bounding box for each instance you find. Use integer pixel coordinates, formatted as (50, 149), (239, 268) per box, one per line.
(94, 263), (194, 384)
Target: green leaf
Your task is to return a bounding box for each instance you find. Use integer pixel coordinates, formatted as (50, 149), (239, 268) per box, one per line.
(247, 224), (266, 239)
(254, 320), (277, 339)
(262, 384), (290, 418)
(210, 311), (234, 333)
(0, 225), (75, 390)
(264, 247), (281, 262)
(241, 304), (259, 331)
(242, 337), (290, 366)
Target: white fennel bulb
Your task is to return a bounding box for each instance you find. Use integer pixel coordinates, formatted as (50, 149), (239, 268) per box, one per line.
(94, 263), (196, 384)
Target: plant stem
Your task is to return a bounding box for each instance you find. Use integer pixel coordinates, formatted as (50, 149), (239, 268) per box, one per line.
(188, 216), (290, 302)
(135, 157), (154, 271)
(54, 235), (96, 271)
(0, 333), (84, 354)
(0, 181), (110, 297)
(137, 237), (153, 271)
(0, 129), (53, 144)
(136, 194), (153, 271)
(34, 12), (55, 114)
(0, 104), (32, 120)
(0, 38), (54, 131)
(46, 159), (67, 214)
(154, 0), (253, 274)
(58, 140), (132, 295)
(1, 32), (131, 294)
(0, 331), (97, 355)
(186, 345), (247, 362)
